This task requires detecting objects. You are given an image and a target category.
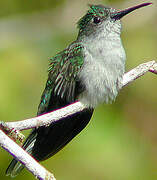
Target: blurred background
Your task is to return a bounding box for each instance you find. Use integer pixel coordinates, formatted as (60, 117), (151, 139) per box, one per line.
(0, 0), (157, 179)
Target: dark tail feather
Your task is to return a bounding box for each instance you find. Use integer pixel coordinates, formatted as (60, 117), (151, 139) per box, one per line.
(6, 159), (24, 177)
(5, 130), (37, 177)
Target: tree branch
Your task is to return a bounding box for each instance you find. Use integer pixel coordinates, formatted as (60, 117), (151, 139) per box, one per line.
(122, 60), (157, 86)
(0, 60), (157, 180)
(0, 129), (56, 180)
(2, 101), (86, 131)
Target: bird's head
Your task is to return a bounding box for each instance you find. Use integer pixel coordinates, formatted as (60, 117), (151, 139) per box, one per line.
(77, 3), (151, 40)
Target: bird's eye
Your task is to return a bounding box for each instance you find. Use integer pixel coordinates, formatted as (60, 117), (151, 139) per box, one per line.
(93, 17), (101, 24)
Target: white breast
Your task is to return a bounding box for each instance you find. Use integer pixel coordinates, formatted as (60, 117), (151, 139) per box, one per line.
(78, 36), (126, 108)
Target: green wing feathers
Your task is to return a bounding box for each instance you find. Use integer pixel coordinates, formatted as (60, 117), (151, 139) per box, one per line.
(48, 42), (84, 102)
(38, 42), (84, 115)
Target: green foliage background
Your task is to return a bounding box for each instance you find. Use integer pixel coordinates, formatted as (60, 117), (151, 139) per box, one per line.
(0, 0), (157, 179)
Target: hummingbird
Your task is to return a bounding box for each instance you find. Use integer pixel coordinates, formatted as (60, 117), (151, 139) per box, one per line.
(6, 2), (151, 177)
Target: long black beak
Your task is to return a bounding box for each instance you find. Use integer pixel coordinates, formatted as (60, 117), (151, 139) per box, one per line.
(111, 2), (152, 20)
